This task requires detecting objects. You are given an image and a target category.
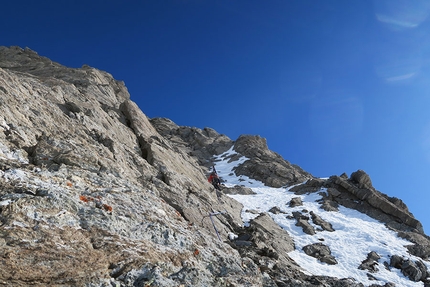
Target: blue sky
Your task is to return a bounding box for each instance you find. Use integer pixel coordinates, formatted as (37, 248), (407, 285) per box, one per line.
(2, 0), (430, 234)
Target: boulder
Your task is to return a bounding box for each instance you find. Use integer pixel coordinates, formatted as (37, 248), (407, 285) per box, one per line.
(292, 211), (316, 235)
(320, 199), (339, 212)
(389, 255), (429, 283)
(390, 255), (404, 269)
(310, 211), (335, 232)
(359, 251), (380, 273)
(350, 169), (373, 189)
(289, 197), (303, 207)
(401, 259), (423, 282)
(222, 185), (256, 195)
(250, 213), (295, 257)
(302, 243), (338, 265)
(268, 206), (282, 214)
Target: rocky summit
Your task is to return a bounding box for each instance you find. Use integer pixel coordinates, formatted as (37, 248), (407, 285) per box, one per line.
(0, 46), (429, 287)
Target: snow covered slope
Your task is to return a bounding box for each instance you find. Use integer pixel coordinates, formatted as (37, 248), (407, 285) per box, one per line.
(215, 147), (430, 287)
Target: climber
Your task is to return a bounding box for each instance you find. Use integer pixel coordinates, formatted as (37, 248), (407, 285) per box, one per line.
(208, 166), (223, 203)
(208, 170), (222, 191)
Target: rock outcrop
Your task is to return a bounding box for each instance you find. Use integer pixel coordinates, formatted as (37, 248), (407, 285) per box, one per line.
(232, 135), (312, 187)
(328, 171), (422, 232)
(150, 117), (233, 170)
(1, 46), (429, 287)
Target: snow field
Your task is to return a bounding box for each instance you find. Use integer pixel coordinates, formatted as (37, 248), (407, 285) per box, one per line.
(214, 147), (430, 287)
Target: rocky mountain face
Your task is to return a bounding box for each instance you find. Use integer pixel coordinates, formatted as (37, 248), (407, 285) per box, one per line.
(0, 46), (429, 286)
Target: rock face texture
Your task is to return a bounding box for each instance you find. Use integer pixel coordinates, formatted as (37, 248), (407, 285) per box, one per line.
(232, 135), (311, 188)
(0, 46), (248, 286)
(0, 46), (429, 287)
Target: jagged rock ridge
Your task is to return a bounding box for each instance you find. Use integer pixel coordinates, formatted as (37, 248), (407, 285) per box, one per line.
(0, 46), (429, 286)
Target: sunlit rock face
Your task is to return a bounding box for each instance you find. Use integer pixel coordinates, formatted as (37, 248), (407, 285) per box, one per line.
(0, 46), (253, 287)
(0, 46), (429, 287)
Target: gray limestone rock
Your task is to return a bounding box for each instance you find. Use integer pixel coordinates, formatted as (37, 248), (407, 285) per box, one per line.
(389, 255), (429, 283)
(268, 206), (282, 214)
(292, 211), (316, 235)
(398, 231), (430, 260)
(232, 135), (312, 187)
(0, 46), (256, 287)
(350, 169), (373, 189)
(222, 185), (256, 195)
(401, 259), (423, 282)
(359, 251), (381, 273)
(289, 178), (326, 194)
(289, 197), (303, 207)
(302, 243), (338, 265)
(310, 211), (334, 232)
(327, 172), (423, 233)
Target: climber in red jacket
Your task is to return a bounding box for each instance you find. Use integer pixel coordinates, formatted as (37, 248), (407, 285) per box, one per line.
(208, 171), (222, 191)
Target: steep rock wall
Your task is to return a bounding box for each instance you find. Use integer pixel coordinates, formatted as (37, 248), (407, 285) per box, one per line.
(1, 46), (429, 287)
(0, 46), (257, 286)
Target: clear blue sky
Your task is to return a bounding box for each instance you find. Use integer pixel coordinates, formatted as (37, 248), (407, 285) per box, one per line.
(2, 1), (430, 234)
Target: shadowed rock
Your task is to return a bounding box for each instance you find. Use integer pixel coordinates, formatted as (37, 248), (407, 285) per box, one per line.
(222, 185), (256, 195)
(310, 211), (334, 232)
(289, 197), (303, 207)
(232, 135), (312, 187)
(302, 243), (338, 265)
(292, 211), (316, 235)
(359, 251), (380, 273)
(327, 171), (423, 232)
(389, 255), (429, 282)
